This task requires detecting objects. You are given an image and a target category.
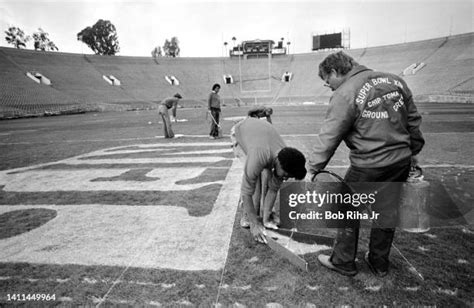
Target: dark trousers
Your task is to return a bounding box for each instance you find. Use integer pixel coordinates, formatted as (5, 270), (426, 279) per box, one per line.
(158, 105), (174, 138)
(209, 108), (220, 137)
(330, 157), (411, 272)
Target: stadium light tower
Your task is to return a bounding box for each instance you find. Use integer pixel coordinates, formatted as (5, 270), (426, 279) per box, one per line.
(232, 36), (244, 92)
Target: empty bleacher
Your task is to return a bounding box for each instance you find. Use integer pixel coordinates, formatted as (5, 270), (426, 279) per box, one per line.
(0, 32), (472, 118)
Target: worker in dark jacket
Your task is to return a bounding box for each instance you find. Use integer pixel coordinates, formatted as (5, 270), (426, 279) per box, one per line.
(308, 51), (424, 277)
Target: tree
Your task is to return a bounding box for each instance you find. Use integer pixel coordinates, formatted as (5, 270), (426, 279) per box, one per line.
(77, 19), (119, 55)
(151, 46), (162, 58)
(163, 37), (180, 57)
(32, 28), (58, 51)
(4, 26), (30, 49)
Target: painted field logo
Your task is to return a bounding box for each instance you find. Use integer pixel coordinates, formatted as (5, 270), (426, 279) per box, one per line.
(0, 142), (242, 270)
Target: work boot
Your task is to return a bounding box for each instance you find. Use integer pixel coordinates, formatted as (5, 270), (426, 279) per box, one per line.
(364, 251), (388, 277)
(318, 254), (358, 276)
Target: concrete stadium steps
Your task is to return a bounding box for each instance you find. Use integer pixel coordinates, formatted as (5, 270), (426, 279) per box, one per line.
(403, 33), (473, 96)
(285, 53), (328, 98)
(84, 55), (167, 102)
(351, 37), (447, 75)
(0, 50), (86, 118)
(1, 49), (132, 104)
(0, 32), (472, 118)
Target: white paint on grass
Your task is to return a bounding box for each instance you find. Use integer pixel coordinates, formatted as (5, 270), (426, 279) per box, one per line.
(0, 142), (241, 271)
(0, 165), (241, 269)
(166, 148), (232, 155)
(265, 286), (278, 291)
(1, 168), (221, 191)
(65, 157), (227, 165)
(405, 286), (421, 291)
(436, 288), (458, 296)
(223, 116), (246, 122)
(365, 285), (382, 292)
(148, 301), (162, 306)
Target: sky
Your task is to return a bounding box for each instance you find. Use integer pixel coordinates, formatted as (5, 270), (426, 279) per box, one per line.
(0, 0), (472, 58)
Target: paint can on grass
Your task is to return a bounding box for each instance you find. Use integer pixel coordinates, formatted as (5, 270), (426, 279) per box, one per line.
(398, 166), (430, 233)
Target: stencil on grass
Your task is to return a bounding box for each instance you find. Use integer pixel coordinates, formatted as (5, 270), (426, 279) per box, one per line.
(266, 230), (331, 255)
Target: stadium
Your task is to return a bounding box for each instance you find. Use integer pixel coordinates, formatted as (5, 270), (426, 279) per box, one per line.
(0, 9), (473, 307)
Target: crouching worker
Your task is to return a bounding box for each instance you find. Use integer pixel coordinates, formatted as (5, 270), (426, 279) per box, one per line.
(158, 93), (182, 138)
(231, 117), (307, 243)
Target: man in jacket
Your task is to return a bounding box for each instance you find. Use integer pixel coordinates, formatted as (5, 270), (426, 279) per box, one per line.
(308, 51), (424, 277)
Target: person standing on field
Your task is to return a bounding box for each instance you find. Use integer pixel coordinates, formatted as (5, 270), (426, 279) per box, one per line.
(308, 51), (424, 277)
(208, 83), (222, 139)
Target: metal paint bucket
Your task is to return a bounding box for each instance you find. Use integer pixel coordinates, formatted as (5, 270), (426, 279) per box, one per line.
(398, 166), (430, 233)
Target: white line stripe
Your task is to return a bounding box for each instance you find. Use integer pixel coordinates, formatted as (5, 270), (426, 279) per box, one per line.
(0, 143), (231, 174)
(1, 131), (472, 145)
(0, 136), (230, 145)
(281, 132), (474, 137)
(325, 164), (474, 169)
(65, 157), (229, 165)
(164, 149), (233, 155)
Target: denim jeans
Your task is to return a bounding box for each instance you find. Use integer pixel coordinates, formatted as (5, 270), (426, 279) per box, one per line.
(158, 105), (174, 138)
(330, 157), (411, 271)
(209, 108), (221, 137)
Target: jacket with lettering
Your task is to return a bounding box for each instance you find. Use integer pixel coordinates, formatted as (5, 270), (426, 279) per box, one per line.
(308, 65), (424, 172)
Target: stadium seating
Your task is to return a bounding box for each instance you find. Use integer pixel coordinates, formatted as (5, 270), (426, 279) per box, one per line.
(0, 33), (472, 118)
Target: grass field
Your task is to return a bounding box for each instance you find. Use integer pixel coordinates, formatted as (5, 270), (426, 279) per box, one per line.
(0, 105), (473, 306)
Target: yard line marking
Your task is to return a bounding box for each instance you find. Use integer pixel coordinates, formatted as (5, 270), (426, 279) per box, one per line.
(65, 157), (228, 165)
(321, 164), (474, 169)
(1, 131), (473, 145)
(0, 136), (231, 145)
